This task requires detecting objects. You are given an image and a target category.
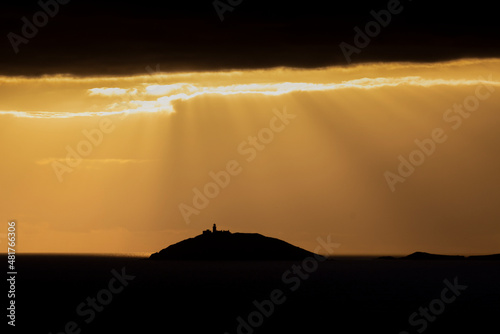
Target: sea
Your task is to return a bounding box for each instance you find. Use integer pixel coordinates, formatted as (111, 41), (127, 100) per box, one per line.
(7, 254), (499, 333)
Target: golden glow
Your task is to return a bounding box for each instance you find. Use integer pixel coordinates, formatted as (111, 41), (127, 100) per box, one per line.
(1, 58), (499, 118)
(1, 58), (500, 255)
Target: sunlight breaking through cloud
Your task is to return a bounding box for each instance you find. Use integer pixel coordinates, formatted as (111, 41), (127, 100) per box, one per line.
(0, 59), (499, 119)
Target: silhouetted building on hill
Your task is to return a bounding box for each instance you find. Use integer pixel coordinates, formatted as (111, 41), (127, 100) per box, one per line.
(202, 224), (230, 235)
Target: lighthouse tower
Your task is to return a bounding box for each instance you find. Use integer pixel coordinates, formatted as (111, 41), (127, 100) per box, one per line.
(213, 223), (217, 233)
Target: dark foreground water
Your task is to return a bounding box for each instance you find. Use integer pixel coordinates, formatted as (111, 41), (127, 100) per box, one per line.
(7, 255), (500, 333)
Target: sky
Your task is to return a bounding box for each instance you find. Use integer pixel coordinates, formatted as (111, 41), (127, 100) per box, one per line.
(1, 1), (499, 255)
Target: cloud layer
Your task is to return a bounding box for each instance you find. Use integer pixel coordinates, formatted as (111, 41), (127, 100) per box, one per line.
(1, 58), (499, 118)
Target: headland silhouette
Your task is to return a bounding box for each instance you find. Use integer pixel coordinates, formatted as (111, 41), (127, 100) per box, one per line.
(150, 224), (318, 260)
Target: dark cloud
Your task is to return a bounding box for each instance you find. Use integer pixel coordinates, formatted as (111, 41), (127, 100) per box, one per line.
(0, 0), (499, 75)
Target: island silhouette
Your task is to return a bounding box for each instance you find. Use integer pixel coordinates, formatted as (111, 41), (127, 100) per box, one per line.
(380, 251), (500, 260)
(150, 224), (318, 260)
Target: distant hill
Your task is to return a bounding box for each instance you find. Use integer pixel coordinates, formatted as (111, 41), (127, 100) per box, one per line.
(467, 254), (500, 261)
(379, 251), (500, 261)
(150, 229), (317, 261)
(403, 252), (465, 260)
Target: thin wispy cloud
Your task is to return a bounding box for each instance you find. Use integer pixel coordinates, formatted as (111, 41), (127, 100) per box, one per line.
(0, 110), (127, 119)
(88, 87), (137, 96)
(36, 158), (157, 166)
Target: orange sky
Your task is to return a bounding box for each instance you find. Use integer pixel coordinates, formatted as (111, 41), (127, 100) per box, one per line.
(1, 58), (499, 256)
